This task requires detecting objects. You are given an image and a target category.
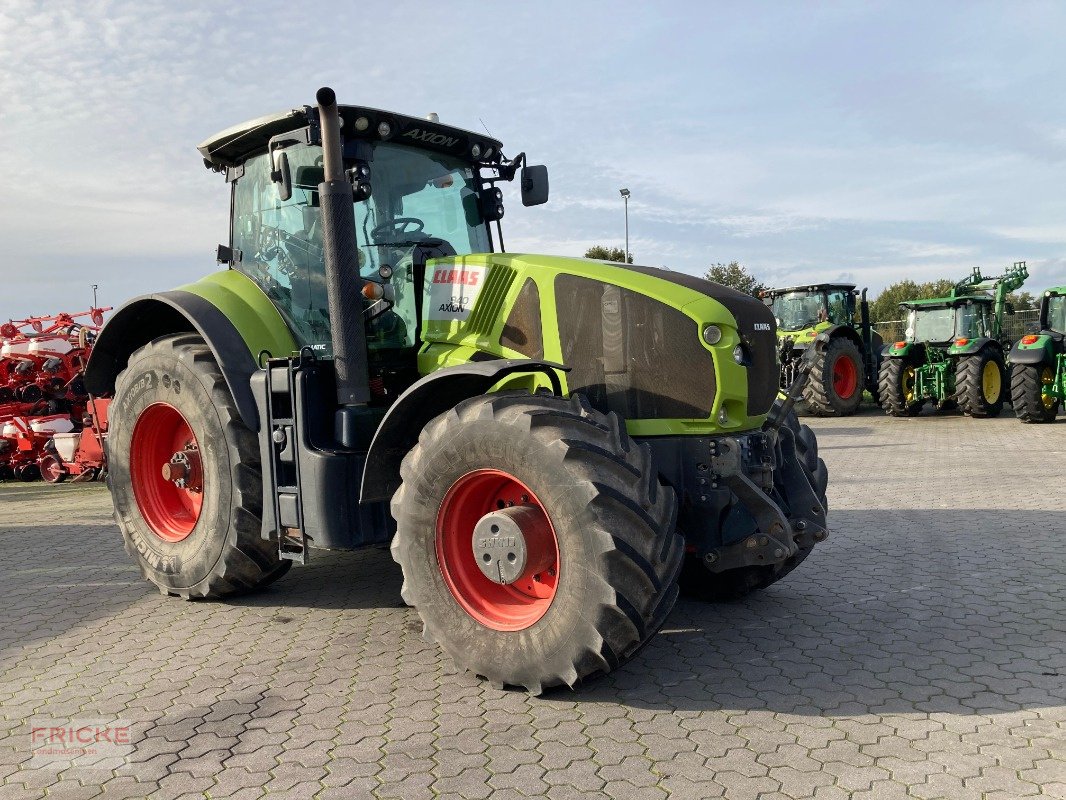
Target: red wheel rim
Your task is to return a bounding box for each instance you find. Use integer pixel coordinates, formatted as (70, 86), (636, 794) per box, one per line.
(40, 455), (63, 483)
(832, 354), (859, 399)
(435, 469), (559, 631)
(130, 403), (203, 542)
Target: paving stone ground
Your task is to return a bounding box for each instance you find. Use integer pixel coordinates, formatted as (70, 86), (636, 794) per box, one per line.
(1, 408), (1064, 799)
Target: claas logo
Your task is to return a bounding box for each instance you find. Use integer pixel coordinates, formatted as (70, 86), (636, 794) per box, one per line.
(432, 269), (481, 286)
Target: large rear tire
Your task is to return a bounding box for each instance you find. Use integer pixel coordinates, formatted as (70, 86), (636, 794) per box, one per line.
(879, 358), (924, 416)
(390, 391), (683, 694)
(109, 334), (290, 599)
(956, 348), (1006, 418)
(679, 402), (827, 601)
(1011, 363), (1059, 423)
(804, 336), (864, 416)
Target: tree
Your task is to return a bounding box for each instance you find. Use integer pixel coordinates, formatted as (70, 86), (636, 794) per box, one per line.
(1006, 291), (1037, 311)
(584, 245), (633, 264)
(869, 278), (956, 323)
(704, 262), (765, 297)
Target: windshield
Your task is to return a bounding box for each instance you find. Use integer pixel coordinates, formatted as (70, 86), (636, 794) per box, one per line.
(771, 291), (827, 331)
(1047, 295), (1066, 333)
(230, 141), (490, 352)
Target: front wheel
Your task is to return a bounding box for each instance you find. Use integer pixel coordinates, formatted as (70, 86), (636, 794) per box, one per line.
(109, 334), (290, 599)
(956, 348), (1006, 418)
(1011, 362), (1060, 423)
(390, 391), (683, 694)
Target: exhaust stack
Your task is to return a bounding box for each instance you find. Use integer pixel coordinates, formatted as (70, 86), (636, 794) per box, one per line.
(315, 87), (372, 445)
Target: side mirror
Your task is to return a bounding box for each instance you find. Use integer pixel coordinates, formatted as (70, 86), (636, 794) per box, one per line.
(762, 296), (773, 306)
(521, 165), (549, 207)
(271, 150), (292, 202)
(1005, 303), (1015, 315)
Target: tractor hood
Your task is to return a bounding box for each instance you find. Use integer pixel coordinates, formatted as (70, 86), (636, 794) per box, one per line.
(419, 254), (779, 432)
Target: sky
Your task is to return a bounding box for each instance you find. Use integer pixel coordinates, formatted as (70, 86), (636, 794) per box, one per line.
(2, 0), (1066, 321)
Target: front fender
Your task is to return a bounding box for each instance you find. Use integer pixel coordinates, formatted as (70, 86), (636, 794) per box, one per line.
(84, 271), (296, 431)
(1009, 335), (1055, 366)
(360, 359), (567, 503)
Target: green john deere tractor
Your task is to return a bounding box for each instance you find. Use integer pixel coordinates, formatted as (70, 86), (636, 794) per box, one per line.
(878, 262), (1028, 418)
(1009, 286), (1066, 422)
(85, 88), (829, 693)
(765, 283), (882, 416)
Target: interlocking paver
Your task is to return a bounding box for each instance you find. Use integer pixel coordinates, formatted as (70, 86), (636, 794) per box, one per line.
(0, 412), (1063, 799)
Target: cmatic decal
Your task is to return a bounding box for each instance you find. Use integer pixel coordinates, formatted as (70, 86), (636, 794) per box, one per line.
(427, 265), (488, 322)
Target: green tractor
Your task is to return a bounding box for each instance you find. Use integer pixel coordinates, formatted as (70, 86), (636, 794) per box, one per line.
(1009, 286), (1066, 422)
(878, 262), (1028, 418)
(764, 284), (882, 416)
(85, 88), (828, 693)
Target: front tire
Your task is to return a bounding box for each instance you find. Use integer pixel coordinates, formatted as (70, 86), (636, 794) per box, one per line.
(1011, 363), (1059, 423)
(956, 348), (1006, 418)
(804, 337), (864, 416)
(390, 391), (683, 694)
(879, 358), (924, 416)
(109, 334), (290, 599)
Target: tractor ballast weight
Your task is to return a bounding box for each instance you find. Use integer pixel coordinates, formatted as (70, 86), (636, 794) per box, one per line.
(878, 261), (1028, 417)
(1008, 286), (1065, 422)
(86, 89), (830, 692)
(765, 283), (882, 416)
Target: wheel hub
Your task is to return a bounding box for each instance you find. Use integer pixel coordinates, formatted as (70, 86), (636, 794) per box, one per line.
(162, 448), (202, 491)
(471, 506), (553, 585)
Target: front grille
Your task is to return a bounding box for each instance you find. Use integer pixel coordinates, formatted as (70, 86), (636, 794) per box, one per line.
(555, 275), (716, 419)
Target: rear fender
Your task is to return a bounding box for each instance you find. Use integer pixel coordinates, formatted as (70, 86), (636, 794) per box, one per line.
(1009, 334), (1055, 366)
(84, 273), (296, 432)
(947, 336), (994, 357)
(360, 359), (566, 503)
(882, 341), (920, 359)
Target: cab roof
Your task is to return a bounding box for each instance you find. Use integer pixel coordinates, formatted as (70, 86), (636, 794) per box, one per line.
(197, 104), (504, 170)
(763, 283), (856, 296)
(900, 294), (992, 310)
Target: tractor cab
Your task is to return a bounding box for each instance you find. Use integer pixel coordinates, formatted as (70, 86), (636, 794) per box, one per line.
(1040, 289), (1066, 336)
(198, 104), (547, 399)
(765, 283), (856, 332)
(900, 297), (994, 345)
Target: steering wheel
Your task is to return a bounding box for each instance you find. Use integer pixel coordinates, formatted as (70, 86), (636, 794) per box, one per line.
(371, 217), (425, 243)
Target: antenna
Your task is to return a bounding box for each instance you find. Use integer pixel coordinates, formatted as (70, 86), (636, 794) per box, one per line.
(479, 117), (493, 137)
(91, 284), (98, 308)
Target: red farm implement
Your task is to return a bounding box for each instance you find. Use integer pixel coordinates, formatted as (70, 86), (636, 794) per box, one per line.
(39, 399), (110, 483)
(0, 308), (110, 482)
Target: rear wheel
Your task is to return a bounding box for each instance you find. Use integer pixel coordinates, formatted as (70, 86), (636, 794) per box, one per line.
(956, 348), (1005, 418)
(804, 336), (864, 416)
(1011, 362), (1060, 423)
(879, 358), (924, 416)
(109, 334), (290, 599)
(390, 391), (683, 694)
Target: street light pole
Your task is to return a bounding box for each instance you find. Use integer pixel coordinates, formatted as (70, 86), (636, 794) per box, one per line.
(619, 188), (631, 263)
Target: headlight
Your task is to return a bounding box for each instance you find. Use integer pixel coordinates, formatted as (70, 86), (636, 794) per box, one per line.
(377, 121), (392, 138)
(702, 325), (722, 345)
(733, 344), (749, 366)
(471, 143), (482, 159)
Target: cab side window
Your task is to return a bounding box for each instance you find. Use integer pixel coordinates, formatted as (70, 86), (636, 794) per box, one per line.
(231, 146), (330, 349)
